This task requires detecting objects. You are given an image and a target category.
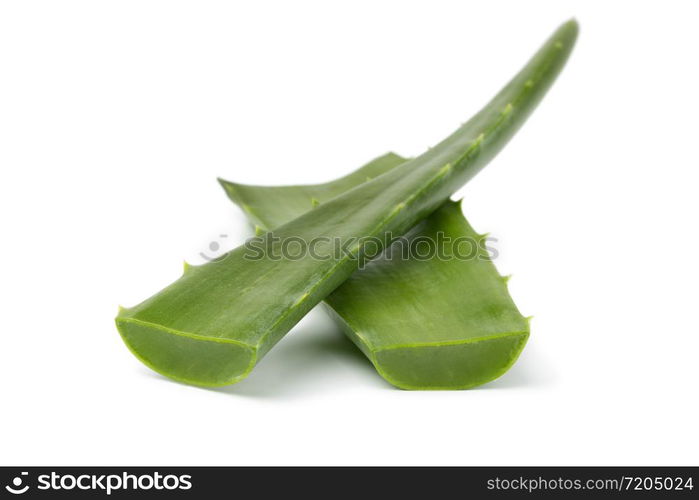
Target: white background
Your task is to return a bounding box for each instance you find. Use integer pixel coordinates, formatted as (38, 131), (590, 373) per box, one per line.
(1, 1), (697, 466)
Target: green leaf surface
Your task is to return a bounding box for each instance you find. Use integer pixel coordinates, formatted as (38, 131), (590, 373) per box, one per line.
(116, 20), (577, 387)
(221, 153), (529, 389)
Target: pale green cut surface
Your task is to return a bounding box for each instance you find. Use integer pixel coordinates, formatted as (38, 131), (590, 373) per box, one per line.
(220, 153), (530, 389)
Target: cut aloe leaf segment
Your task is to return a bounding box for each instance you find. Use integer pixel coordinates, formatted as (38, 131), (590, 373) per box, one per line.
(116, 20), (577, 387)
(221, 153), (530, 389)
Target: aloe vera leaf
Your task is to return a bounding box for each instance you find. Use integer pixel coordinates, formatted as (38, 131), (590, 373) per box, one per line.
(224, 152), (409, 231)
(221, 153), (529, 389)
(116, 20), (577, 387)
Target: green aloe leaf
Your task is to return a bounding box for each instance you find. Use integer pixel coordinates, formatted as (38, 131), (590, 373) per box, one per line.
(116, 20), (577, 387)
(221, 153), (529, 389)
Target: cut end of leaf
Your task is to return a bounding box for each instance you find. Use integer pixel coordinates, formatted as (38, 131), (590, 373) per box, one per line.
(115, 317), (257, 387)
(372, 332), (529, 390)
